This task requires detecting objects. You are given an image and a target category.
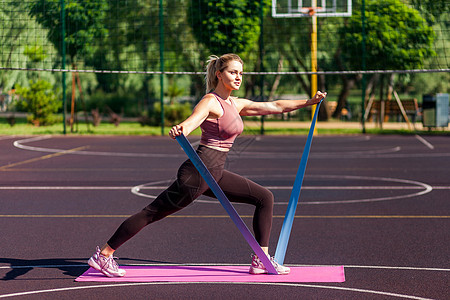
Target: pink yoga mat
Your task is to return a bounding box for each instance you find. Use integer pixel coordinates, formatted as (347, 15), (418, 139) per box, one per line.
(76, 265), (345, 283)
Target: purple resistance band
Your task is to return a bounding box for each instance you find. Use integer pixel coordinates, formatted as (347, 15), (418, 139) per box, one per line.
(176, 134), (279, 275)
(274, 100), (323, 265)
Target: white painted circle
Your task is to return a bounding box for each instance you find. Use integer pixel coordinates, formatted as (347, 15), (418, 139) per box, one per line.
(132, 174), (432, 205)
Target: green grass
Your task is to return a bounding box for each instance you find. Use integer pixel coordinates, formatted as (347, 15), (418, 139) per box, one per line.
(1, 117), (448, 136)
(0, 117), (202, 136)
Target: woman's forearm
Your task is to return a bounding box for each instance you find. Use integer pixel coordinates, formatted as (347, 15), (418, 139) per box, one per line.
(274, 91), (326, 113)
(273, 99), (311, 113)
(239, 91), (326, 116)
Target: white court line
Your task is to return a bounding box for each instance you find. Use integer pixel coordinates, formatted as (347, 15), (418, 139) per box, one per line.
(0, 175), (437, 205)
(7, 138), (441, 204)
(13, 136), (449, 161)
(415, 135), (435, 150)
(0, 281), (435, 300)
(0, 186), (132, 190)
(0, 182), (440, 207)
(0, 262), (443, 300)
(12, 136), (450, 159)
(130, 180), (175, 199)
(13, 136), (399, 159)
(0, 263), (445, 299)
(1, 263), (448, 272)
(179, 175), (434, 205)
(149, 185), (449, 190)
(13, 136), (184, 158)
(0, 185), (437, 190)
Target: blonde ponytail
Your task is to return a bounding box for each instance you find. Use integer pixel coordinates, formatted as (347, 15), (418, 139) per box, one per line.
(205, 55), (219, 93)
(205, 53), (243, 93)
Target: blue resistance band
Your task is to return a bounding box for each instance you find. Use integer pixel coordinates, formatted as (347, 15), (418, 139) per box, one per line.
(176, 134), (279, 275)
(274, 100), (323, 265)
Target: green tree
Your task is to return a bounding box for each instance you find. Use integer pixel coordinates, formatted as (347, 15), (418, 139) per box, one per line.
(188, 0), (268, 56)
(85, 1), (138, 95)
(16, 80), (61, 126)
(29, 0), (108, 130)
(335, 0), (435, 117)
(409, 0), (450, 25)
(408, 0), (450, 95)
(29, 0), (108, 62)
(340, 0), (435, 71)
(0, 2), (52, 91)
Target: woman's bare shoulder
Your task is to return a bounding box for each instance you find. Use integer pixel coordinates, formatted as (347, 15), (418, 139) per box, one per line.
(195, 93), (223, 117)
(199, 93), (218, 104)
(231, 96), (253, 112)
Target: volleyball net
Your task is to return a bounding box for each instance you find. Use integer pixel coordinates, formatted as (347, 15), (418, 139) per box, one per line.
(0, 0), (448, 128)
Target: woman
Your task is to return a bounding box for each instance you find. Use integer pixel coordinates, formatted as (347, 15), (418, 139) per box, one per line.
(88, 53), (327, 277)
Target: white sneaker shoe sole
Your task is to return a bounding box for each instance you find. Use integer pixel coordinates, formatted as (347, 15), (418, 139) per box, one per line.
(88, 256), (126, 278)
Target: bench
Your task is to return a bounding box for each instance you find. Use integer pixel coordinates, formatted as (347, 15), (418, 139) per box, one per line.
(368, 99), (419, 123)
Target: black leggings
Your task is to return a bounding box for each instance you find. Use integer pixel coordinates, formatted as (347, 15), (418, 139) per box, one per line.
(107, 145), (274, 249)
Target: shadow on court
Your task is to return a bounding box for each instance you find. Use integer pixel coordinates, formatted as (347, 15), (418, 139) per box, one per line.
(1, 257), (175, 281)
(0, 258), (86, 280)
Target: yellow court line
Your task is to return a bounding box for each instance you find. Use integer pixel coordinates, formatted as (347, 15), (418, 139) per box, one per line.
(0, 146), (89, 170)
(0, 215), (448, 219)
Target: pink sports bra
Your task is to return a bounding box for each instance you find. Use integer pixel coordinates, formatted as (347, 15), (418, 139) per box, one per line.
(200, 93), (244, 149)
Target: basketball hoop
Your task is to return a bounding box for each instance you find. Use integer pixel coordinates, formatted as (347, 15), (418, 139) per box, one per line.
(300, 7), (322, 16)
(271, 0), (352, 18)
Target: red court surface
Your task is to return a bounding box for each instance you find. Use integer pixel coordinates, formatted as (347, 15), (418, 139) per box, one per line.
(0, 134), (449, 299)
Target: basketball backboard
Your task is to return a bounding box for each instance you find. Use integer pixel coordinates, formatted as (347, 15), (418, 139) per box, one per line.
(272, 0), (352, 18)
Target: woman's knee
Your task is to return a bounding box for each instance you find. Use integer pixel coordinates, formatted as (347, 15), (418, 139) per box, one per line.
(260, 188), (274, 208)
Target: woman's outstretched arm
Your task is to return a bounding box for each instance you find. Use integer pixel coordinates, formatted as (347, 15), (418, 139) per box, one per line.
(236, 91), (327, 116)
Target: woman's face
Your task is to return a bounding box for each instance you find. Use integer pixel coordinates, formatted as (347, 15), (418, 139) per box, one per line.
(218, 60), (243, 91)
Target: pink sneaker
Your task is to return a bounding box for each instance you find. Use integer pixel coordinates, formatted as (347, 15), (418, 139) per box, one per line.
(88, 246), (126, 277)
(249, 253), (290, 275)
